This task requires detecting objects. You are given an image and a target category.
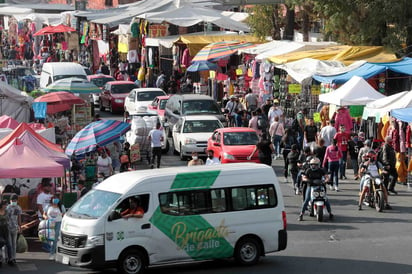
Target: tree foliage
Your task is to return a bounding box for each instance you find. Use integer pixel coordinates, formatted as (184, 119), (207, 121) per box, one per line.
(246, 4), (283, 40)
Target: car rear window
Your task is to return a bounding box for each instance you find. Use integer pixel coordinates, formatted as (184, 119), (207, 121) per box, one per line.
(91, 77), (115, 87)
(159, 99), (168, 110)
(183, 120), (222, 133)
(112, 84), (136, 94)
(182, 100), (221, 115)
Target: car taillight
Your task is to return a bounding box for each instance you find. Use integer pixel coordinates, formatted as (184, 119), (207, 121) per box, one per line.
(282, 211), (287, 230)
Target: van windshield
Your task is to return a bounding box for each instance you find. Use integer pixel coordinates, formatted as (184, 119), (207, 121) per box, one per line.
(67, 189), (121, 219)
(54, 75), (88, 81)
(182, 100), (221, 115)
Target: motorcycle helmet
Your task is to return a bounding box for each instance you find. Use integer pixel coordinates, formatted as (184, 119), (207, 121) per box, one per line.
(309, 157), (321, 170)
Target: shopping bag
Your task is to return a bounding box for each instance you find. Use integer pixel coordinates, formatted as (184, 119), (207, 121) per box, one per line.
(16, 234), (28, 253)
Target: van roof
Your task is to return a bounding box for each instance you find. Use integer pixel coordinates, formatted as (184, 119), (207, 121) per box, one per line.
(42, 62), (87, 75)
(170, 94), (213, 100)
(96, 163), (273, 194)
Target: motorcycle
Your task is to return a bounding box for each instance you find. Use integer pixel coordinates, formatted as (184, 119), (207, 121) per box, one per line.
(308, 179), (328, 222)
(362, 172), (385, 212)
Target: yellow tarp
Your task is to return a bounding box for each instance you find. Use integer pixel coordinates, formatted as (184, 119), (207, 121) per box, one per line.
(268, 45), (399, 65)
(177, 34), (261, 56)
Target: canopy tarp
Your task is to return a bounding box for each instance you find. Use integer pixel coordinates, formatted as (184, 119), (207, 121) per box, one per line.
(0, 82), (33, 123)
(268, 45), (397, 65)
(319, 76), (386, 106)
(390, 107), (412, 123)
(0, 138), (64, 179)
(145, 31), (237, 48)
(178, 34), (260, 56)
(313, 57), (412, 84)
(363, 91), (412, 121)
(0, 123), (62, 152)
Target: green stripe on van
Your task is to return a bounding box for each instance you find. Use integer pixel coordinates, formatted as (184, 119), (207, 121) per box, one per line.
(150, 170), (233, 260)
(170, 171), (221, 190)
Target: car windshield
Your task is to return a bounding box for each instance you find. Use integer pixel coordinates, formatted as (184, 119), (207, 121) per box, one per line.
(91, 77), (115, 87)
(54, 75), (87, 81)
(183, 120), (222, 133)
(112, 84), (136, 94)
(137, 91), (165, 101)
(67, 189), (121, 219)
(223, 132), (259, 145)
(182, 100), (221, 115)
(159, 99), (168, 110)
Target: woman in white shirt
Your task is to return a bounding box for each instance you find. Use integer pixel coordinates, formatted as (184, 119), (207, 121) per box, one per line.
(97, 148), (113, 177)
(44, 195), (65, 259)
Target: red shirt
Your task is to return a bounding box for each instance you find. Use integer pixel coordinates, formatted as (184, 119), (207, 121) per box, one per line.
(334, 132), (350, 152)
(121, 207), (144, 217)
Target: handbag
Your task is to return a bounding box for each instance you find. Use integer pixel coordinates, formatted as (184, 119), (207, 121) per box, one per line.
(16, 234), (28, 253)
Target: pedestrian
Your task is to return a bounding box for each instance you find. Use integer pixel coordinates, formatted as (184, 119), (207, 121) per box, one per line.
(155, 71), (166, 90)
(36, 178), (53, 220)
(148, 122), (164, 169)
(205, 150), (221, 165)
(268, 99), (284, 124)
(334, 124), (350, 179)
(96, 148), (113, 177)
(348, 133), (363, 180)
(269, 116), (285, 160)
(281, 128), (298, 181)
(261, 98), (272, 118)
(304, 117), (318, 147)
(120, 142), (131, 172)
(381, 136), (398, 194)
(314, 138), (327, 168)
(225, 95), (239, 126)
(248, 133), (274, 166)
(44, 194), (65, 260)
(319, 119), (337, 147)
(0, 200), (11, 267)
(187, 152), (204, 166)
(323, 138), (342, 191)
(248, 111), (261, 136)
(295, 110), (306, 150)
(100, 62), (110, 75)
(245, 88), (258, 112)
(108, 141), (121, 173)
(287, 144), (300, 194)
(77, 180), (89, 198)
(6, 194), (21, 266)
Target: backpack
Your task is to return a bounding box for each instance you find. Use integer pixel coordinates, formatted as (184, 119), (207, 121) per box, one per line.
(291, 118), (300, 133)
(257, 116), (267, 130)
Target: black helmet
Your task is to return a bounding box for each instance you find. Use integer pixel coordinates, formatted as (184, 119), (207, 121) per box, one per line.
(364, 139), (371, 146)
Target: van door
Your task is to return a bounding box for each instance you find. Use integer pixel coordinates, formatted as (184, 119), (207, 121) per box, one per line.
(104, 193), (152, 261)
(124, 90), (136, 113)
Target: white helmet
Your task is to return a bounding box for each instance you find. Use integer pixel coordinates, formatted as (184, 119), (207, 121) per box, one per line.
(309, 157), (320, 169)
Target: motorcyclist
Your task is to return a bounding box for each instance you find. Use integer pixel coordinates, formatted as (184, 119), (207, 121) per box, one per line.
(358, 149), (391, 210)
(296, 146), (314, 197)
(298, 157), (333, 221)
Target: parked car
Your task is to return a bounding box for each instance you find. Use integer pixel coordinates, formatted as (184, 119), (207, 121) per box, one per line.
(99, 81), (137, 113)
(87, 74), (115, 106)
(147, 95), (170, 123)
(207, 127), (260, 163)
(164, 94), (226, 137)
(172, 115), (224, 160)
(124, 88), (166, 115)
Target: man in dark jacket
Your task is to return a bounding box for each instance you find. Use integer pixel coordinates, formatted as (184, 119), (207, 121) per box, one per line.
(381, 136), (398, 194)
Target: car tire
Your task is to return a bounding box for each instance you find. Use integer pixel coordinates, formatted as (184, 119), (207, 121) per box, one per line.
(109, 103), (114, 114)
(162, 140), (170, 154)
(234, 237), (261, 266)
(117, 248), (147, 274)
(179, 144), (186, 161)
(99, 100), (105, 111)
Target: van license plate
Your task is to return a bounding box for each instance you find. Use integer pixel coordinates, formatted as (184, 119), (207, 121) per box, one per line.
(62, 256), (69, 265)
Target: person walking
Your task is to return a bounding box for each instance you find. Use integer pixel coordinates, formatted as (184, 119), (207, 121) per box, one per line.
(36, 178), (53, 220)
(0, 200), (10, 267)
(281, 128), (298, 181)
(148, 122), (164, 169)
(96, 148), (113, 178)
(6, 195), (21, 266)
(381, 136), (398, 194)
(248, 133), (274, 166)
(44, 195), (65, 260)
(334, 124), (350, 179)
(323, 139), (342, 191)
(319, 119), (337, 148)
(269, 116), (285, 159)
(348, 133), (363, 180)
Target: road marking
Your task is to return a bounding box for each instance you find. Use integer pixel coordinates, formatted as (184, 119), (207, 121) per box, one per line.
(17, 263), (38, 271)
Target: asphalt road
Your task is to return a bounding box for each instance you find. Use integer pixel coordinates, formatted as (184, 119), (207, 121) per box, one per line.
(8, 111), (412, 274)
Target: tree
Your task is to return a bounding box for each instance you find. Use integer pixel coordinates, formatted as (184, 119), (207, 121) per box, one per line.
(246, 4), (283, 40)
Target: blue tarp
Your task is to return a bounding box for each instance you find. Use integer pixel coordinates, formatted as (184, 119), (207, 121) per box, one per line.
(313, 57), (412, 84)
(390, 107), (412, 123)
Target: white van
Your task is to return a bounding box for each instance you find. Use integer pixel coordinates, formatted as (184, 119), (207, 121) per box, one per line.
(56, 163), (287, 274)
(40, 62), (88, 88)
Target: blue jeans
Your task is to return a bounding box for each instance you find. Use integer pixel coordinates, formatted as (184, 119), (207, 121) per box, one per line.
(51, 221), (61, 255)
(351, 158), (359, 176)
(328, 161), (340, 187)
(272, 135), (282, 155)
(300, 186), (332, 214)
(339, 151), (347, 177)
(7, 230), (18, 261)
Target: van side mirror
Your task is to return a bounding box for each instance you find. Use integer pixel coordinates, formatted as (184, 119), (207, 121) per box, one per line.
(213, 142), (220, 147)
(108, 210), (121, 222)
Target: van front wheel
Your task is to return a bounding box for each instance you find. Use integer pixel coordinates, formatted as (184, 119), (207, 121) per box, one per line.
(234, 237), (261, 266)
(118, 249), (147, 274)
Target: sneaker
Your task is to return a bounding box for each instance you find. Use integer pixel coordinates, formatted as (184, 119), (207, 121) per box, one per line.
(329, 213), (334, 220)
(385, 204), (392, 210)
(389, 189), (398, 195)
(334, 186), (339, 192)
(295, 188), (300, 195)
(7, 260), (15, 266)
(49, 254), (55, 261)
(329, 185), (333, 191)
(358, 205), (362, 210)
(342, 175), (347, 179)
(298, 214), (303, 221)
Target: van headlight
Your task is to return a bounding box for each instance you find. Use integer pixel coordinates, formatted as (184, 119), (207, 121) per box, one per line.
(184, 138), (197, 145)
(223, 152), (235, 160)
(86, 235), (105, 247)
(114, 99), (124, 103)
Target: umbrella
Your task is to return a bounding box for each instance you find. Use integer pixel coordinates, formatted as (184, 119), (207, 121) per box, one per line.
(43, 77), (101, 94)
(33, 24), (76, 36)
(192, 41), (257, 62)
(34, 92), (85, 114)
(65, 119), (131, 156)
(187, 61), (218, 72)
(0, 115), (19, 129)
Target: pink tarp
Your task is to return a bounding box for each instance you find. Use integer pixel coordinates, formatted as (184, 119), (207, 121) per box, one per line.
(0, 138), (64, 178)
(0, 115), (19, 129)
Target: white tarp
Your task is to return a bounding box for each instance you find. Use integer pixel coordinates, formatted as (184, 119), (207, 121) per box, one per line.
(275, 58), (366, 84)
(319, 76), (386, 106)
(0, 82), (33, 123)
(13, 13), (62, 27)
(145, 31), (237, 48)
(255, 41), (338, 61)
(137, 1), (250, 32)
(0, 6), (33, 16)
(363, 90), (412, 121)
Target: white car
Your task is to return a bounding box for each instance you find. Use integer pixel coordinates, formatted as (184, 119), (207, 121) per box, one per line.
(172, 115), (224, 160)
(124, 88), (166, 114)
